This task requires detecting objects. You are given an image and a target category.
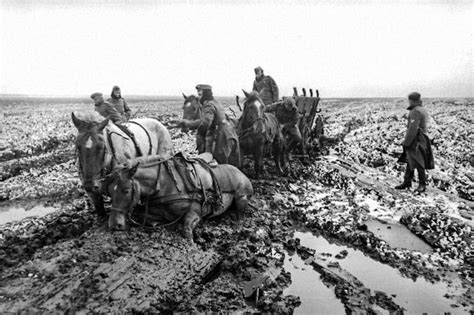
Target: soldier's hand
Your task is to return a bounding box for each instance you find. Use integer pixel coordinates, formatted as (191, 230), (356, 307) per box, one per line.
(180, 119), (191, 128)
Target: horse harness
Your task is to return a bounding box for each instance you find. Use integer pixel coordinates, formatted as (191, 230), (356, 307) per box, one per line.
(107, 121), (153, 158)
(239, 114), (274, 144)
(77, 121), (154, 193)
(116, 155), (223, 229)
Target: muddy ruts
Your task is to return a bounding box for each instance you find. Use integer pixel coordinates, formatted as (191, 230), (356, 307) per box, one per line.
(1, 147), (75, 181)
(0, 210), (95, 267)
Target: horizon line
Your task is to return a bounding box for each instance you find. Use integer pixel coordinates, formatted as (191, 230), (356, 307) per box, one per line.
(1, 93), (472, 99)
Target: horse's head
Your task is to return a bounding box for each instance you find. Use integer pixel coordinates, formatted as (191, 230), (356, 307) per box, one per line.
(181, 93), (201, 132)
(106, 162), (141, 231)
(241, 90), (265, 132)
(72, 112), (109, 192)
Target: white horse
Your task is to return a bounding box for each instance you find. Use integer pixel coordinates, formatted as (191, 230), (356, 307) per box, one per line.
(72, 112), (173, 216)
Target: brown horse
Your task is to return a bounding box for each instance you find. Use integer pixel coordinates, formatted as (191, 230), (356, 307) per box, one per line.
(238, 90), (287, 178)
(72, 112), (173, 216)
(106, 154), (253, 240)
(181, 94), (241, 167)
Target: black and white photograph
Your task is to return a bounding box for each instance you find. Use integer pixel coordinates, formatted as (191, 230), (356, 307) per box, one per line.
(0, 0), (472, 313)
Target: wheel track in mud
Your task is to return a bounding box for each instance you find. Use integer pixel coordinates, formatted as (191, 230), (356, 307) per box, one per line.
(0, 201), (95, 268)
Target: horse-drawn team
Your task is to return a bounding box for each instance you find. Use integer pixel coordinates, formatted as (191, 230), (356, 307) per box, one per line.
(72, 67), (308, 240)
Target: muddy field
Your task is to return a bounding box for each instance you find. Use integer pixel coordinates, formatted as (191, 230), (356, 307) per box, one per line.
(0, 96), (473, 314)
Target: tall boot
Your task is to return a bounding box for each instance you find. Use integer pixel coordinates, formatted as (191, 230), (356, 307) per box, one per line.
(395, 168), (413, 189)
(414, 168), (427, 193)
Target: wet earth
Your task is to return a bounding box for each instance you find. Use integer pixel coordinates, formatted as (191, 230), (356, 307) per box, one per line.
(1, 97), (473, 313)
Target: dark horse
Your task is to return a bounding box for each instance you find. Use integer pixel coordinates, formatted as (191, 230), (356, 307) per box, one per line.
(106, 154), (253, 240)
(72, 112), (173, 216)
(238, 90), (287, 179)
(181, 93), (240, 167)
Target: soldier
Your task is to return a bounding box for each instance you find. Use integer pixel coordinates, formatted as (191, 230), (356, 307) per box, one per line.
(179, 85), (238, 164)
(107, 85), (131, 122)
(252, 66), (279, 105)
(264, 97), (303, 153)
(91, 92), (142, 155)
(395, 92), (434, 193)
(91, 92), (125, 124)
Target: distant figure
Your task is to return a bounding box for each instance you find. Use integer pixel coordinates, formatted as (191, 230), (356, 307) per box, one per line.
(107, 85), (131, 122)
(252, 66), (279, 105)
(264, 98), (303, 153)
(395, 92), (434, 193)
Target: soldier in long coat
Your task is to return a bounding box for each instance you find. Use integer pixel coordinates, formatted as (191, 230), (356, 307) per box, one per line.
(395, 92), (434, 193)
(179, 85), (239, 165)
(252, 66), (279, 105)
(264, 98), (303, 152)
(107, 85), (131, 122)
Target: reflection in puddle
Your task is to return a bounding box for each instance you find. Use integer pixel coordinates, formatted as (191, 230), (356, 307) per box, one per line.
(295, 231), (468, 314)
(283, 249), (346, 315)
(0, 204), (57, 225)
(366, 219), (432, 253)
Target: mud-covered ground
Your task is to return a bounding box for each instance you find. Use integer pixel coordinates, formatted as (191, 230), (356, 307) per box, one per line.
(1, 96), (473, 313)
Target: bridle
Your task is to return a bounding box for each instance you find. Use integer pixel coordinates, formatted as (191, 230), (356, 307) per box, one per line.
(76, 136), (109, 186)
(109, 176), (184, 230)
(184, 97), (202, 120)
(110, 178), (139, 216)
(240, 100), (266, 136)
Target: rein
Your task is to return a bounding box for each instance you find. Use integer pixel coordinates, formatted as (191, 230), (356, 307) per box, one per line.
(241, 116), (265, 134)
(110, 177), (186, 230)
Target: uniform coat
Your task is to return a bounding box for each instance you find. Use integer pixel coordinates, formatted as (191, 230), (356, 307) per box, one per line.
(95, 101), (126, 124)
(253, 75), (279, 105)
(402, 103), (434, 170)
(264, 100), (302, 144)
(107, 97), (131, 121)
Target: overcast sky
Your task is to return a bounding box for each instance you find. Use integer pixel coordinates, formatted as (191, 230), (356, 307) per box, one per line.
(0, 0), (472, 98)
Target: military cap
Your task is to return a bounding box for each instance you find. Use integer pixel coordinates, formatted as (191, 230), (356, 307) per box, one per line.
(254, 66), (263, 74)
(90, 92), (103, 99)
(195, 84), (212, 91)
(408, 92), (421, 101)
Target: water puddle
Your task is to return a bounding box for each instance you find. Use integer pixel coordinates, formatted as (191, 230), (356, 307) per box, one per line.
(366, 219), (432, 253)
(0, 202), (58, 225)
(283, 249), (346, 315)
(294, 231), (468, 314)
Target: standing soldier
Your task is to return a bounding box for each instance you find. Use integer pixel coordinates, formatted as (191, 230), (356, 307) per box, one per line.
(107, 85), (132, 122)
(264, 98), (303, 154)
(179, 85), (239, 165)
(252, 66), (279, 105)
(395, 92), (434, 193)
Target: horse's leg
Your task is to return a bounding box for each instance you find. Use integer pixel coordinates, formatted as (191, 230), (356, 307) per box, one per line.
(253, 146), (263, 179)
(272, 136), (285, 175)
(88, 191), (105, 217)
(183, 210), (200, 241)
(280, 133), (290, 175)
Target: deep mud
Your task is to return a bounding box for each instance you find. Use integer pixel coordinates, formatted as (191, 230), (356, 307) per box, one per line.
(1, 97), (473, 313)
